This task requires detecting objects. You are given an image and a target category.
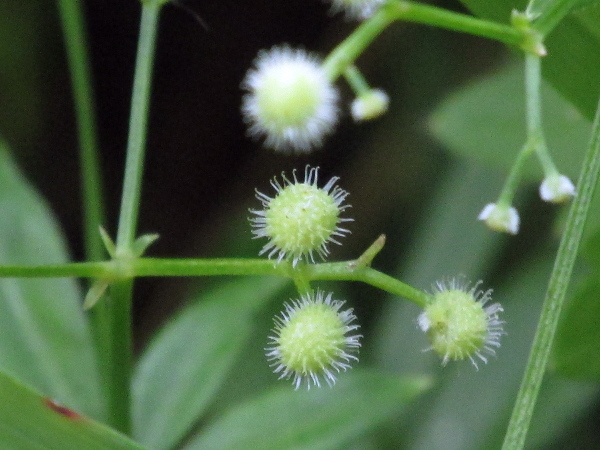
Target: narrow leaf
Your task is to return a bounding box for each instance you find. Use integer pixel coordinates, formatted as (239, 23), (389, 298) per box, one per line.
(0, 370), (143, 449)
(429, 63), (590, 179)
(0, 141), (104, 420)
(132, 277), (287, 450)
(183, 371), (431, 450)
(552, 274), (600, 380)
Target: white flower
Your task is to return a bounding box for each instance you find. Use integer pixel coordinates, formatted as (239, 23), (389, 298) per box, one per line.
(539, 174), (576, 204)
(241, 46), (339, 153)
(418, 279), (504, 369)
(249, 166), (352, 266)
(351, 89), (389, 121)
(266, 290), (361, 389)
(327, 0), (386, 20)
(478, 203), (520, 235)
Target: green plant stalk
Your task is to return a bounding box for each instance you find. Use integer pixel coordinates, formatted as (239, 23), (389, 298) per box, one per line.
(502, 98), (600, 450)
(343, 65), (371, 96)
(0, 258), (429, 307)
(324, 0), (533, 81)
(524, 54), (559, 176)
(56, 0), (106, 261)
(110, 1), (162, 434)
(116, 3), (161, 253)
(497, 53), (557, 206)
(56, 0), (112, 414)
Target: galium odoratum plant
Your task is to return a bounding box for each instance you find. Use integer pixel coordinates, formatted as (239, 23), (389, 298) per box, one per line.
(3, 0), (597, 448)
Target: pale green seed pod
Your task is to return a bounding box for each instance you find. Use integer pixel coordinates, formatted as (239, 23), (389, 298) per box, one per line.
(418, 279), (504, 368)
(249, 166), (352, 266)
(266, 290), (361, 389)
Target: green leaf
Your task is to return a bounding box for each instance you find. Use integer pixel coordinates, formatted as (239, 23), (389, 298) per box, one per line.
(460, 0), (600, 120)
(429, 63), (591, 179)
(132, 277), (287, 450)
(0, 370), (143, 449)
(0, 141), (104, 420)
(183, 371), (431, 450)
(527, 0), (585, 35)
(552, 271), (600, 380)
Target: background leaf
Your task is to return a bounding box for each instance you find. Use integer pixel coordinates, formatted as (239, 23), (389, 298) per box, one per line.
(183, 371), (431, 450)
(552, 226), (600, 380)
(0, 140), (104, 420)
(132, 277), (287, 450)
(0, 370), (143, 450)
(429, 63), (591, 181)
(460, 0), (600, 120)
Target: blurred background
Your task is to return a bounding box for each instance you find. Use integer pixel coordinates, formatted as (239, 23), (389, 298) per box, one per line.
(1, 0), (600, 448)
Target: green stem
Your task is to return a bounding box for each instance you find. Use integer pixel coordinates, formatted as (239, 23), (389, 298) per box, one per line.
(56, 0), (106, 261)
(323, 5), (395, 79)
(56, 0), (111, 415)
(106, 280), (133, 434)
(0, 258), (429, 306)
(324, 0), (539, 81)
(524, 54), (559, 176)
(115, 3), (161, 253)
(111, 1), (162, 434)
(496, 53), (557, 207)
(388, 0), (523, 46)
(343, 65), (371, 96)
(307, 263), (429, 307)
(502, 97), (600, 449)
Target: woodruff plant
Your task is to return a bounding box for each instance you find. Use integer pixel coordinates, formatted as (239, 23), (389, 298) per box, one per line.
(1, 0), (598, 449)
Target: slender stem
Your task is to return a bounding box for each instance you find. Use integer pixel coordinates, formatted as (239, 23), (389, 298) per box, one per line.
(323, 0), (538, 82)
(55, 0), (111, 413)
(343, 65), (371, 96)
(56, 0), (106, 261)
(115, 3), (161, 253)
(524, 54), (559, 176)
(111, 1), (162, 434)
(497, 54), (558, 207)
(106, 280), (133, 434)
(0, 262), (114, 278)
(502, 98), (600, 449)
(388, 1), (523, 46)
(307, 262), (430, 307)
(497, 142), (530, 206)
(0, 258), (429, 306)
(323, 6), (395, 79)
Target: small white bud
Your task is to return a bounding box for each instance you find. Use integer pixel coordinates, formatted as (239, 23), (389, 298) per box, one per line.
(478, 203), (520, 235)
(539, 174), (576, 204)
(351, 89), (389, 122)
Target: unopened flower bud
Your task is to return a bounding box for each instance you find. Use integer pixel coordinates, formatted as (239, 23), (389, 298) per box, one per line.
(539, 174), (576, 204)
(478, 203), (520, 235)
(351, 89), (389, 122)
